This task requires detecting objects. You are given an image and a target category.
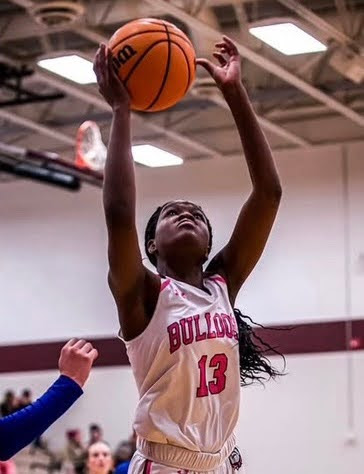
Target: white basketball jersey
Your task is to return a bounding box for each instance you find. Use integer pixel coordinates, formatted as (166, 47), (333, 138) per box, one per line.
(124, 274), (240, 454)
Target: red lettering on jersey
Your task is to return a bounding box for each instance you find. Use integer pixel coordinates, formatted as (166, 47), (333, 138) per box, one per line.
(167, 312), (236, 353)
(168, 322), (181, 354)
(230, 313), (239, 340)
(180, 317), (194, 345)
(193, 314), (207, 341)
(213, 313), (225, 337)
(208, 353), (228, 394)
(205, 312), (217, 339)
(221, 313), (233, 338)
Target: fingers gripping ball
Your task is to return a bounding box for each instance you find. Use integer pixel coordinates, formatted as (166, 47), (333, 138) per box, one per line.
(109, 18), (196, 112)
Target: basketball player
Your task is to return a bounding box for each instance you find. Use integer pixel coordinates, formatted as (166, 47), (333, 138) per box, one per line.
(94, 35), (282, 473)
(0, 339), (98, 460)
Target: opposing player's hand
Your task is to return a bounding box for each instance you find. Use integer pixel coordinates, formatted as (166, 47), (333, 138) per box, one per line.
(59, 338), (98, 388)
(94, 43), (130, 111)
(197, 36), (241, 91)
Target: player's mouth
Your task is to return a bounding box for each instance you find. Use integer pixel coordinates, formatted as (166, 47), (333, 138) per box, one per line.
(177, 219), (196, 228)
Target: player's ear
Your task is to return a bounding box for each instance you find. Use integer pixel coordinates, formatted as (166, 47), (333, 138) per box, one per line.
(147, 239), (157, 256)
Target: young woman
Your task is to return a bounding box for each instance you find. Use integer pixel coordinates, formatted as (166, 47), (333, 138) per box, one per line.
(87, 442), (113, 474)
(94, 35), (282, 473)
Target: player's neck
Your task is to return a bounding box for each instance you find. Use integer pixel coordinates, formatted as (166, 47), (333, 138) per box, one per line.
(158, 261), (204, 290)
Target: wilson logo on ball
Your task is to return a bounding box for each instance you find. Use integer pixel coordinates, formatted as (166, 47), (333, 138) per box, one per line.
(112, 45), (137, 68)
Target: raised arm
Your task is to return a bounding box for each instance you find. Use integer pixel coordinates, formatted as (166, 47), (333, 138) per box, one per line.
(94, 45), (159, 339)
(0, 339), (97, 461)
(199, 37), (282, 304)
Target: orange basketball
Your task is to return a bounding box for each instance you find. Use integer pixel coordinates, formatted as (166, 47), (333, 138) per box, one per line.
(108, 18), (196, 112)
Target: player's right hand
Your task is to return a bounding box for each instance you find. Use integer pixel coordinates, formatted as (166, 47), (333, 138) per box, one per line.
(58, 338), (98, 388)
(94, 43), (130, 111)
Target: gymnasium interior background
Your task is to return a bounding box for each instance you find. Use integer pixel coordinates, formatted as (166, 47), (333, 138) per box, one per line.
(1, 1), (364, 473)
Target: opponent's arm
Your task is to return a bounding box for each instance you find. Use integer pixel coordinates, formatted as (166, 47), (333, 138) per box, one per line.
(94, 45), (159, 338)
(0, 339), (97, 460)
(200, 37), (282, 303)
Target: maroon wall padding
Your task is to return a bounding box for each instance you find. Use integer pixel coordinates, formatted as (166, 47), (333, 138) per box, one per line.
(255, 319), (363, 355)
(0, 338), (129, 373)
(0, 320), (363, 373)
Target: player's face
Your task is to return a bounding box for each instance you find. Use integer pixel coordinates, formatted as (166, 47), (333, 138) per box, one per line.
(87, 442), (113, 474)
(153, 200), (210, 264)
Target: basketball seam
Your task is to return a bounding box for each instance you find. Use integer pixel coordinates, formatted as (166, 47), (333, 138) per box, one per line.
(124, 39), (190, 88)
(145, 24), (172, 111)
(122, 38), (193, 110)
(110, 30), (192, 55)
(171, 41), (193, 95)
(123, 39), (167, 86)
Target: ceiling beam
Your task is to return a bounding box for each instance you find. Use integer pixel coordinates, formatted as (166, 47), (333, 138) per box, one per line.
(73, 31), (307, 147)
(224, 136), (364, 156)
(7, 0), (32, 7)
(1, 0), (162, 42)
(334, 0), (352, 36)
(0, 25), (310, 149)
(3, 0), (224, 159)
(0, 108), (74, 145)
(276, 0), (356, 47)
(145, 0), (364, 130)
(2, 92), (362, 155)
(1, 14), (66, 42)
(34, 68), (223, 158)
(1, 49), (223, 159)
(3, 0), (350, 149)
(191, 89), (309, 147)
(1, 63), (309, 152)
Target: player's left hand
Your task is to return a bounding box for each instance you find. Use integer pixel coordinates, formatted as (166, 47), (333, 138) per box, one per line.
(196, 36), (241, 90)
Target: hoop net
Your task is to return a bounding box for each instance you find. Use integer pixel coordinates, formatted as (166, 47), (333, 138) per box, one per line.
(75, 121), (106, 171)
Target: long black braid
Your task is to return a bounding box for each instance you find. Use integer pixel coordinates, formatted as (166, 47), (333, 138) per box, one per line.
(145, 202), (285, 386)
(234, 311), (286, 385)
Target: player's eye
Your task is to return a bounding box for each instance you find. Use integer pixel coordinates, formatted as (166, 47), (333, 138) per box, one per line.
(194, 212), (203, 220)
(166, 209), (177, 216)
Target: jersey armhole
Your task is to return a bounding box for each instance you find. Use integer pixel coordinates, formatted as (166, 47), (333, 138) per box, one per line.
(209, 274), (227, 285)
(117, 278), (171, 343)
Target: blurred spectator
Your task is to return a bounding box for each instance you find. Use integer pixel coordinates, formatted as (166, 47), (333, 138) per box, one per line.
(17, 390), (32, 411)
(0, 391), (18, 418)
(88, 424), (103, 446)
(86, 441), (113, 474)
(114, 430), (136, 470)
(65, 429), (86, 474)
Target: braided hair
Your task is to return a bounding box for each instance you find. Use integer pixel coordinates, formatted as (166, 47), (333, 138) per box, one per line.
(145, 202), (285, 385)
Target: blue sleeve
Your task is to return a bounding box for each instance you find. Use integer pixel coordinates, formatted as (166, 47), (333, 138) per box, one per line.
(115, 462), (131, 474)
(0, 375), (83, 460)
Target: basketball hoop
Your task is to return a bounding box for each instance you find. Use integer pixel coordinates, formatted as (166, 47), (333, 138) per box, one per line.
(75, 121), (107, 171)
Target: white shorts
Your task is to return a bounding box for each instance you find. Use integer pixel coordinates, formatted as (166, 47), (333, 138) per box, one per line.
(128, 448), (243, 473)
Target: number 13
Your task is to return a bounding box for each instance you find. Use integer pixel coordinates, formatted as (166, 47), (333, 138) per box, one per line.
(196, 353), (228, 397)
